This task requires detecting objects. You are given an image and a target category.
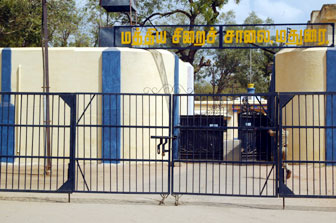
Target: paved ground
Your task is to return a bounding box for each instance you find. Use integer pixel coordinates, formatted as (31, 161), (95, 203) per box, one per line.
(0, 192), (336, 223)
(1, 162), (336, 223)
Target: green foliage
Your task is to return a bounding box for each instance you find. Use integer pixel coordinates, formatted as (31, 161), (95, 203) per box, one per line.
(0, 0), (273, 93)
(200, 12), (277, 94)
(48, 1), (83, 46)
(84, 0), (164, 46)
(0, 0), (87, 47)
(195, 80), (214, 94)
(0, 0), (42, 47)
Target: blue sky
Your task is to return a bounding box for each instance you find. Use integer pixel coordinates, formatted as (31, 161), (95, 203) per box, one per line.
(222, 0), (335, 23)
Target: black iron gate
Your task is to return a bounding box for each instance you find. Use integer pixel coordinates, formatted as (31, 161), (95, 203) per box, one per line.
(171, 93), (279, 197)
(279, 92), (336, 198)
(74, 93), (171, 195)
(1, 92), (336, 201)
(0, 93), (76, 193)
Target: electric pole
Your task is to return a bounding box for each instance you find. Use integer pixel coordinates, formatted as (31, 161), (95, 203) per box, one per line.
(42, 0), (51, 174)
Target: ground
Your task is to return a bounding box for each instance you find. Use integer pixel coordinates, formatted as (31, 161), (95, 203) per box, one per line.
(0, 192), (336, 223)
(1, 162), (336, 222)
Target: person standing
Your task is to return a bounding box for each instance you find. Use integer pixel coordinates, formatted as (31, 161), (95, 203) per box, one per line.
(268, 129), (292, 179)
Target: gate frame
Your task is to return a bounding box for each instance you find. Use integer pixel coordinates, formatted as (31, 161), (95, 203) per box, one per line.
(170, 93), (280, 198)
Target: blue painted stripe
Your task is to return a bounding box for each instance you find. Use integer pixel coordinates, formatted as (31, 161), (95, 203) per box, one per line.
(1, 49), (11, 93)
(326, 48), (336, 164)
(173, 54), (180, 160)
(102, 49), (121, 164)
(0, 48), (14, 163)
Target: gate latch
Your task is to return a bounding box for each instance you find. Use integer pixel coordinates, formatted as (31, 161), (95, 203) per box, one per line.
(151, 136), (176, 156)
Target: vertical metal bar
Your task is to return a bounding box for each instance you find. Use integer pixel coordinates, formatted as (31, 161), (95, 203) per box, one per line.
(192, 95), (196, 194)
(305, 94), (308, 195)
(291, 96), (294, 193)
(238, 97), (240, 195)
(312, 94), (315, 195)
(5, 94), (9, 189)
(11, 94), (16, 189)
(142, 95), (144, 192)
(69, 94), (77, 193)
(171, 95), (175, 194)
(232, 95), (235, 195)
(154, 95), (157, 192)
(318, 94), (321, 196)
(24, 95), (29, 190)
(63, 97), (67, 188)
(298, 95), (301, 195)
(284, 96), (287, 189)
(275, 94), (279, 197)
(168, 94), (172, 195)
(120, 94), (125, 191)
(83, 95), (87, 191)
(89, 94), (92, 191)
(75, 95), (79, 191)
(30, 95), (36, 190)
(49, 95), (55, 190)
(148, 95), (150, 192)
(109, 95), (112, 192)
(225, 96), (228, 194)
(179, 95), (181, 193)
(205, 96), (208, 194)
(56, 96), (60, 189)
(36, 95), (41, 190)
(186, 96), (190, 193)
(199, 97), (202, 193)
(136, 95), (138, 192)
(129, 95), (132, 192)
(325, 94), (328, 195)
(161, 95), (163, 193)
(108, 95), (112, 192)
(96, 94), (99, 191)
(115, 94), (119, 192)
(219, 96), (223, 194)
(102, 94), (105, 191)
(332, 94), (335, 196)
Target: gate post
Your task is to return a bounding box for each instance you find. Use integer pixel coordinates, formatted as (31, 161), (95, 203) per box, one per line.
(68, 94), (77, 194)
(278, 94), (295, 206)
(57, 94), (76, 197)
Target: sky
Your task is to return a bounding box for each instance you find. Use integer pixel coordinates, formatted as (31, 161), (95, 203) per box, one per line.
(222, 0), (335, 23)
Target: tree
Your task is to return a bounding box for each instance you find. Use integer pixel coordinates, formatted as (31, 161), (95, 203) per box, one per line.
(0, 0), (41, 47)
(198, 12), (277, 94)
(84, 0), (240, 75)
(83, 0), (164, 46)
(0, 0), (86, 47)
(140, 0), (241, 79)
(48, 1), (83, 47)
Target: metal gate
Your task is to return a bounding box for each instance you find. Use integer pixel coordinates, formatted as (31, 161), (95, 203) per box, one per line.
(279, 92), (336, 198)
(74, 93), (171, 194)
(0, 93), (76, 193)
(171, 93), (279, 197)
(1, 92), (336, 201)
